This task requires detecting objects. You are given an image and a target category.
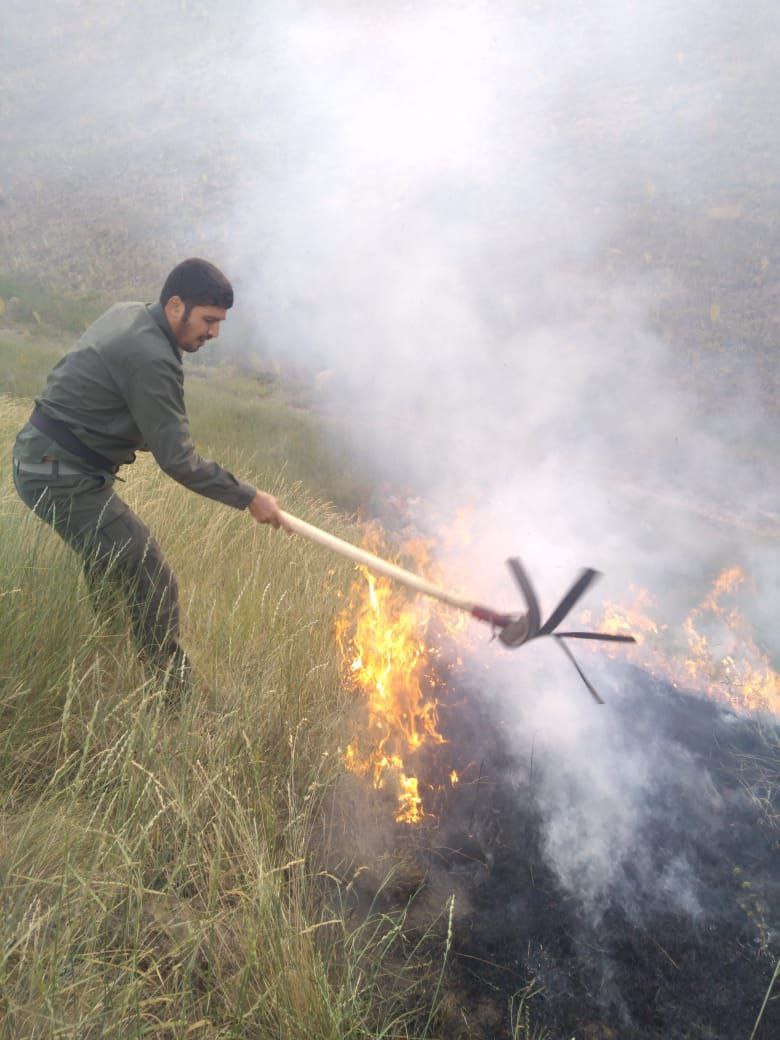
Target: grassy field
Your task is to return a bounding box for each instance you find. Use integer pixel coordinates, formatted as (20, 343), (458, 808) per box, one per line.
(1, 305), (777, 1040)
(0, 331), (442, 1038)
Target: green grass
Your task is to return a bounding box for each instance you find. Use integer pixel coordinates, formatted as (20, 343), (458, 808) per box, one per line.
(0, 331), (70, 399)
(0, 274), (107, 335)
(185, 371), (370, 513)
(0, 392), (444, 1038)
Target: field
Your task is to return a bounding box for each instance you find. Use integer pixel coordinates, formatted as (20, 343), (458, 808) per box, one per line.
(1, 313), (777, 1040)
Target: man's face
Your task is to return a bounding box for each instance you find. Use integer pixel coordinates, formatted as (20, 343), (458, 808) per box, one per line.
(165, 297), (227, 353)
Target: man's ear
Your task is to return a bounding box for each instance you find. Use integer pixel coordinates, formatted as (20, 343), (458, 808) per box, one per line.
(165, 295), (185, 322)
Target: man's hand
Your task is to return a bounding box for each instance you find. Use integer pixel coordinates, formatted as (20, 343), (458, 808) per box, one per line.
(248, 490), (291, 531)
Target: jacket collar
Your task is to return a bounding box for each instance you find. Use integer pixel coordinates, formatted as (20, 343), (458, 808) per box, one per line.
(148, 301), (182, 359)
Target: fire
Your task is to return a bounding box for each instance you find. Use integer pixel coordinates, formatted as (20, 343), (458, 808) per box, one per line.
(336, 529), (449, 823)
(590, 567), (778, 715)
(336, 511), (777, 823)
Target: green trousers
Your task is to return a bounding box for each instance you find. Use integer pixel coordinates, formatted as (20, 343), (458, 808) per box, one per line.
(13, 462), (187, 681)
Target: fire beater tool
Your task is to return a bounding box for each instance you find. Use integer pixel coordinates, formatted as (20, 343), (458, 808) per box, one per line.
(280, 511), (636, 704)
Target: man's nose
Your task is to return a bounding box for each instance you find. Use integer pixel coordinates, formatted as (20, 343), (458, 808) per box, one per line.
(208, 325), (219, 339)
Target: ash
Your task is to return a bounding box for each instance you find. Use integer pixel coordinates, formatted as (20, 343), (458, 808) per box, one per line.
(344, 665), (779, 1039)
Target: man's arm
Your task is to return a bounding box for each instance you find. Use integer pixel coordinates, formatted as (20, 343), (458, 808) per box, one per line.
(121, 356), (288, 527)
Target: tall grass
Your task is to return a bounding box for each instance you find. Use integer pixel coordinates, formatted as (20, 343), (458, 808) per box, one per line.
(0, 395), (439, 1039)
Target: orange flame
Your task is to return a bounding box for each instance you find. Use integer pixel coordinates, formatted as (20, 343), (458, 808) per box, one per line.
(337, 517), (777, 824)
(336, 530), (448, 823)
(590, 567), (778, 715)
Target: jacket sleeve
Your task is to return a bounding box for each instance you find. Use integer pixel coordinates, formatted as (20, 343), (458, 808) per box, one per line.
(120, 355), (257, 509)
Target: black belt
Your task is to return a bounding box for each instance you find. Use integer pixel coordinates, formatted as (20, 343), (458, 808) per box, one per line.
(29, 404), (118, 473)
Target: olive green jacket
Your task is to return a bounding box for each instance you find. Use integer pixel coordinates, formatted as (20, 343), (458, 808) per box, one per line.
(13, 302), (256, 510)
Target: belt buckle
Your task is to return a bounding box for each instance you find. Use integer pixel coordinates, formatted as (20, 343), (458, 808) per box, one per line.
(42, 455), (61, 477)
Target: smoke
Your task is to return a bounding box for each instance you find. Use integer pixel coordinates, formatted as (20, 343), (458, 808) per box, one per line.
(494, 650), (716, 917)
(218, 0), (778, 610)
(3, 0), (778, 919)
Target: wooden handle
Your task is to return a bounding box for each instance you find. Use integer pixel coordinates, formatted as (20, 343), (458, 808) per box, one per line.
(280, 510), (476, 614)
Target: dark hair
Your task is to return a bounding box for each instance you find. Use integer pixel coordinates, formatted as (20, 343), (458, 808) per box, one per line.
(160, 258), (234, 310)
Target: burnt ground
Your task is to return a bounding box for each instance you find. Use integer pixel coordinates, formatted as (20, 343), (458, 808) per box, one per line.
(334, 665), (779, 1039)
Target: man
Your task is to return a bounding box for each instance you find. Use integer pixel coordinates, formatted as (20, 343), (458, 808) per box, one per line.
(13, 258), (289, 693)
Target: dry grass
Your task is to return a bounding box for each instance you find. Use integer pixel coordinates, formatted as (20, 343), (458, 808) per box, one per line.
(0, 394), (440, 1039)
